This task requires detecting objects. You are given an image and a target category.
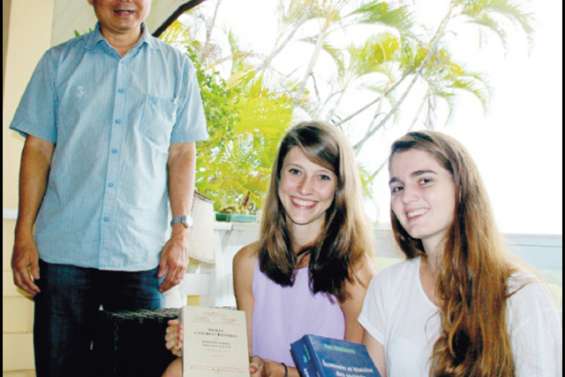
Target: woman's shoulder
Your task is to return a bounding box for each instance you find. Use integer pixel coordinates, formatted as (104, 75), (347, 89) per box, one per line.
(506, 271), (560, 322)
(507, 271), (557, 305)
(233, 241), (261, 270)
(232, 242), (262, 293)
(350, 254), (377, 287)
(505, 273), (561, 350)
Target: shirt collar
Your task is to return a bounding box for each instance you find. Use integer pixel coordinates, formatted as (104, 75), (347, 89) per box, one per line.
(85, 22), (157, 51)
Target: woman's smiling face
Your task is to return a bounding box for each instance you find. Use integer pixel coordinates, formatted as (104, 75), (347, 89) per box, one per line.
(278, 147), (337, 231)
(389, 148), (457, 250)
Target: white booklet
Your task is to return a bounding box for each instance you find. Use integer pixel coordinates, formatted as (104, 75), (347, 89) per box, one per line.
(182, 306), (249, 377)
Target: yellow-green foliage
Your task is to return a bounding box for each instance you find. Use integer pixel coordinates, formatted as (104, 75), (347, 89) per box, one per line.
(206, 75), (293, 214)
(173, 41), (292, 214)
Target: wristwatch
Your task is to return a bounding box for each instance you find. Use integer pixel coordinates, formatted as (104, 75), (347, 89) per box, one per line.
(170, 214), (193, 228)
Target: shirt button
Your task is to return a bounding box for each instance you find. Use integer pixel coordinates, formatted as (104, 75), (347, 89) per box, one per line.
(103, 216), (110, 222)
(115, 119), (121, 125)
(111, 148), (118, 154)
(117, 88), (125, 94)
(108, 183), (114, 188)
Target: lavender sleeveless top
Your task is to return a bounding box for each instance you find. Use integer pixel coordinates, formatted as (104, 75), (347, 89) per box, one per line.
(252, 262), (345, 366)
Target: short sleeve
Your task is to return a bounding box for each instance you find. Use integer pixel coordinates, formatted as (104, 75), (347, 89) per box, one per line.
(358, 271), (389, 344)
(170, 57), (208, 144)
(9, 49), (58, 143)
(508, 281), (562, 377)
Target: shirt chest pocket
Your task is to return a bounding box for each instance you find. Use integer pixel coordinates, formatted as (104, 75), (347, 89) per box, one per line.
(139, 95), (179, 146)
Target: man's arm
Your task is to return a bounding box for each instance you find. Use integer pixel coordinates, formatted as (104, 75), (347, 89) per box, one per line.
(12, 135), (54, 297)
(158, 142), (196, 292)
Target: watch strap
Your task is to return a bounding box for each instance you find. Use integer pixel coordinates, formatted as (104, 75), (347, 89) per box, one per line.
(170, 214), (193, 228)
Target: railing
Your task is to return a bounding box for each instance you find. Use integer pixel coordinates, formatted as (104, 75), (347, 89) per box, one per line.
(3, 210), (562, 309)
(208, 222), (563, 309)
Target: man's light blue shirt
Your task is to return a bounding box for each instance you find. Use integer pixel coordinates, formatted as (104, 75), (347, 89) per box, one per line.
(10, 24), (208, 271)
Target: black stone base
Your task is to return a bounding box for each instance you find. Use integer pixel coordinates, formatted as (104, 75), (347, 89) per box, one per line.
(94, 308), (181, 377)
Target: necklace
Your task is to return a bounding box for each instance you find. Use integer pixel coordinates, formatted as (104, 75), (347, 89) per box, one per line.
(295, 248), (311, 259)
(295, 248), (312, 268)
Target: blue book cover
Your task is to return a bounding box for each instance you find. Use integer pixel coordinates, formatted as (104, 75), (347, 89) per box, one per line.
(290, 338), (317, 377)
(290, 334), (381, 377)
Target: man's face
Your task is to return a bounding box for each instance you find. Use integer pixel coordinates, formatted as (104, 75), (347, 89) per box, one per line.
(89, 0), (151, 37)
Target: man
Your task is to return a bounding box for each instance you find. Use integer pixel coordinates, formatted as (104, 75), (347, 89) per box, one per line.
(9, 1), (208, 376)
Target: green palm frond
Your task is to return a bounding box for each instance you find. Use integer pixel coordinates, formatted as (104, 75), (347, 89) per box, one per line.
(362, 83), (400, 124)
(159, 20), (192, 46)
(322, 43), (346, 79)
(364, 62), (397, 85)
(467, 13), (508, 50)
(428, 88), (456, 126)
(489, 0), (534, 30)
(459, 0), (534, 48)
(227, 31), (246, 75)
(345, 1), (413, 35)
(281, 0), (328, 24)
(234, 76), (293, 137)
(225, 30), (257, 81)
(300, 37), (346, 79)
(419, 45), (490, 112)
(450, 77), (489, 110)
(398, 36), (429, 74)
(348, 33), (400, 77)
(281, 0), (307, 24)
(399, 36), (414, 72)
(430, 66), (490, 112)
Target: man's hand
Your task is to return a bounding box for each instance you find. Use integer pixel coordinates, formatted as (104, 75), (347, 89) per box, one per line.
(158, 230), (189, 292)
(12, 136), (53, 299)
(12, 238), (41, 297)
(164, 319), (183, 357)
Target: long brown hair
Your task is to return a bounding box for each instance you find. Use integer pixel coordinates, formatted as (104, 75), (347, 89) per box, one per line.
(389, 131), (519, 376)
(258, 121), (373, 302)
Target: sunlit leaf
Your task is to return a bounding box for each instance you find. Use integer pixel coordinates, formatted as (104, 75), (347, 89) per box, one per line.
(346, 1), (413, 35)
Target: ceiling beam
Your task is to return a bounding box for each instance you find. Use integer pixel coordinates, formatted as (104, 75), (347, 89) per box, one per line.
(153, 0), (208, 38)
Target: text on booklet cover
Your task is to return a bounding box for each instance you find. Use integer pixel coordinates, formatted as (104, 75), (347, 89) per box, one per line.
(183, 306), (249, 377)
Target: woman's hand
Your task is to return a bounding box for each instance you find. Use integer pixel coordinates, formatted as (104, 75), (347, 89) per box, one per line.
(249, 356), (265, 377)
(165, 319), (183, 357)
(249, 356), (287, 377)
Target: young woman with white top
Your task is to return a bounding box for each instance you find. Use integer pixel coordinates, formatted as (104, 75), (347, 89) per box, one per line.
(359, 131), (562, 377)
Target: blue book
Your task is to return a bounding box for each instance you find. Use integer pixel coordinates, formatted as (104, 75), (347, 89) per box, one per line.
(290, 337), (317, 377)
(290, 334), (381, 377)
